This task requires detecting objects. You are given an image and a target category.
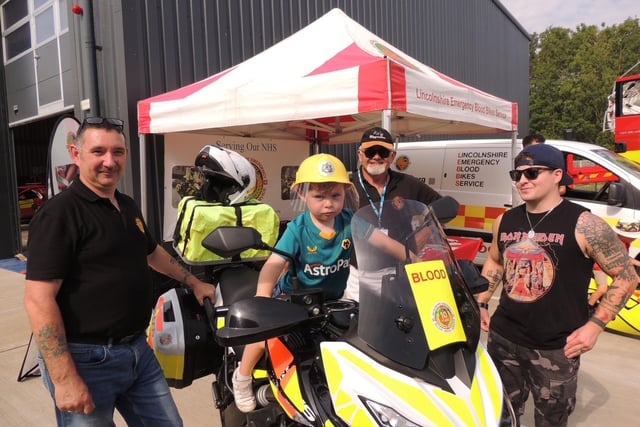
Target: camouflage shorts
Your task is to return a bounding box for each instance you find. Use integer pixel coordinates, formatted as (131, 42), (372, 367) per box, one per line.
(487, 330), (579, 427)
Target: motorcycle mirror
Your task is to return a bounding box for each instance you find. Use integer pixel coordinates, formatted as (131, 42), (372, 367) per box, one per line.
(201, 226), (265, 258)
(458, 259), (489, 295)
(429, 196), (460, 224)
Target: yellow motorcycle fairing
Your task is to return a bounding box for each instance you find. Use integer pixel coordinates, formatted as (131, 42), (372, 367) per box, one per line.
(321, 341), (503, 427)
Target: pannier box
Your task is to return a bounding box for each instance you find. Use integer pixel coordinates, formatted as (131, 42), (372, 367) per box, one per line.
(147, 287), (222, 388)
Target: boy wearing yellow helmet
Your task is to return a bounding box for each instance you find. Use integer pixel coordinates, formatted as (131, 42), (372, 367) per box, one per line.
(233, 153), (358, 412)
(232, 153), (411, 412)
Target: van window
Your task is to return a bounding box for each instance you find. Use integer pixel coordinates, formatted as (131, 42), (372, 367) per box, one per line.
(595, 148), (640, 180)
(564, 153), (619, 202)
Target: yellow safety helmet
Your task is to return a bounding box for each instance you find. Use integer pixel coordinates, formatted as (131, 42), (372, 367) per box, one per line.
(293, 154), (350, 185)
(291, 154), (358, 211)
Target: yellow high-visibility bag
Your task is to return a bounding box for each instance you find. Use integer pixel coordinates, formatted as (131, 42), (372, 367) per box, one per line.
(173, 197), (280, 265)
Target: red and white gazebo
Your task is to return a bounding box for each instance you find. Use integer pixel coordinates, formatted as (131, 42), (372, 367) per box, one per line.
(137, 8), (517, 233)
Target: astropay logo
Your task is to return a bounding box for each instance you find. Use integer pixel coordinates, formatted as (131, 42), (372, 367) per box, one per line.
(303, 258), (350, 277)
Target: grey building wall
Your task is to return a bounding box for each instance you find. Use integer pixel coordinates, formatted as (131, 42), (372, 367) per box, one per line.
(60, 31), (78, 109)
(35, 39), (62, 105)
(0, 0), (530, 256)
(4, 53), (39, 122)
(4, 31), (77, 125)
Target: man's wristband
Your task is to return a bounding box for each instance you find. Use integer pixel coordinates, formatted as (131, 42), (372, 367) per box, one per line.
(588, 316), (606, 330)
(477, 302), (489, 310)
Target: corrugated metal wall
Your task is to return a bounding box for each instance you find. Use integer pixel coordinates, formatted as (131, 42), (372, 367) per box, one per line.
(119, 0), (528, 122)
(95, 0), (530, 239)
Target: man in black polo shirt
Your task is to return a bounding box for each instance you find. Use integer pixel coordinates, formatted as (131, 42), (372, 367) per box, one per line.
(345, 126), (442, 301)
(24, 117), (215, 426)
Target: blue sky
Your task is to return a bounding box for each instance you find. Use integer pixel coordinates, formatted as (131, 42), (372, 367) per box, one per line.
(500, 0), (639, 34)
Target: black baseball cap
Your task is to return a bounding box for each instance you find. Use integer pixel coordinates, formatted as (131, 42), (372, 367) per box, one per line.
(516, 144), (573, 186)
(360, 127), (394, 150)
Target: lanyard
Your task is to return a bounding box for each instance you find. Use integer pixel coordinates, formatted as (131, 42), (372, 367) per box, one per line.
(358, 168), (388, 228)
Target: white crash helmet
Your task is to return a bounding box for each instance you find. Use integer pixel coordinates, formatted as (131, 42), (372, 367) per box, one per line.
(194, 145), (256, 205)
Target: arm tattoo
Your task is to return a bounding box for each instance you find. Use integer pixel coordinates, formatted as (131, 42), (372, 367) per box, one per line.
(578, 212), (637, 324)
(182, 268), (194, 286)
(578, 213), (628, 271)
(167, 256), (195, 286)
(37, 325), (68, 359)
(484, 268), (503, 293)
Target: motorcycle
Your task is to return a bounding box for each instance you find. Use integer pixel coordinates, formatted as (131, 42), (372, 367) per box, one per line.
(149, 197), (516, 426)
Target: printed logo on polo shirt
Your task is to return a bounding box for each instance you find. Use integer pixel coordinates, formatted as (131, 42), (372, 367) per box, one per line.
(303, 258), (349, 277)
(306, 245), (318, 254)
(135, 217), (145, 234)
(391, 196), (405, 210)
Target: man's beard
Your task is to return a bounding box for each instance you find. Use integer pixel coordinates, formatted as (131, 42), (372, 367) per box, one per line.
(365, 163), (387, 176)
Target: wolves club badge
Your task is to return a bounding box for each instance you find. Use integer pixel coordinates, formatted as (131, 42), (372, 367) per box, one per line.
(341, 239), (351, 250)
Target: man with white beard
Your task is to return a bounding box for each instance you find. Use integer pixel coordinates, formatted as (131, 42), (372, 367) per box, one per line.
(344, 127), (442, 300)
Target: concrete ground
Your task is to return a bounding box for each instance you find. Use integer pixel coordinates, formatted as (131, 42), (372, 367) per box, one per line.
(1, 263), (638, 426)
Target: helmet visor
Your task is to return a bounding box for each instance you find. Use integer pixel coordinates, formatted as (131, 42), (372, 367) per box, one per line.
(290, 181), (359, 212)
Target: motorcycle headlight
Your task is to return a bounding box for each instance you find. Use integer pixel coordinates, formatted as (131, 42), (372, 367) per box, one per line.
(363, 399), (420, 427)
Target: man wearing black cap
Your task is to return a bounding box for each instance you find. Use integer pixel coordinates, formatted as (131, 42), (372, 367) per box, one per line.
(519, 133), (571, 196)
(353, 127), (441, 211)
(344, 126), (442, 300)
(476, 143), (638, 426)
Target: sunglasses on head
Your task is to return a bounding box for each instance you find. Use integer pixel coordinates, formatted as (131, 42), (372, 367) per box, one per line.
(361, 145), (392, 159)
(509, 167), (553, 182)
(78, 117), (125, 133)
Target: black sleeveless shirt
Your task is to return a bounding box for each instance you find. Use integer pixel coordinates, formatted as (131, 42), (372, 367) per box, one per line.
(491, 200), (592, 349)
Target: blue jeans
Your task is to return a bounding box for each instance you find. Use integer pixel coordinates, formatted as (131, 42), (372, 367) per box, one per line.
(38, 334), (183, 427)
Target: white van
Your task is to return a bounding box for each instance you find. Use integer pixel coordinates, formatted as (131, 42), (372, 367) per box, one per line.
(395, 139), (640, 263)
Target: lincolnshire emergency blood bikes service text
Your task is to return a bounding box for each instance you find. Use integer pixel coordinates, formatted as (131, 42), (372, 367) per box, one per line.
(455, 151), (509, 188)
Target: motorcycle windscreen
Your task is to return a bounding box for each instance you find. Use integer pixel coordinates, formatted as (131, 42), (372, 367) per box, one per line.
(353, 199), (480, 369)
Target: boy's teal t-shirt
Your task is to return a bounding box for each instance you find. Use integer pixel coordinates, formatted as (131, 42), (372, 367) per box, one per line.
(275, 210), (353, 299)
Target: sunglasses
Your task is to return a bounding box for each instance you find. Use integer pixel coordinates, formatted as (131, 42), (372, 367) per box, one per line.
(361, 146), (392, 159)
(509, 167), (553, 182)
(78, 117), (125, 133)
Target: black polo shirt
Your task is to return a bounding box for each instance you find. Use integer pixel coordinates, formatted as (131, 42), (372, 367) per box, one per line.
(351, 168), (442, 269)
(26, 178), (157, 342)
(353, 168), (441, 210)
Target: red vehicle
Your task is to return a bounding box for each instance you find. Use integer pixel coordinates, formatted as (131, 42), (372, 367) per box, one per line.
(604, 62), (640, 162)
(18, 184), (47, 222)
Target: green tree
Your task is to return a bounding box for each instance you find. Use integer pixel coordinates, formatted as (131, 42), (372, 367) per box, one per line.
(529, 19), (640, 149)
